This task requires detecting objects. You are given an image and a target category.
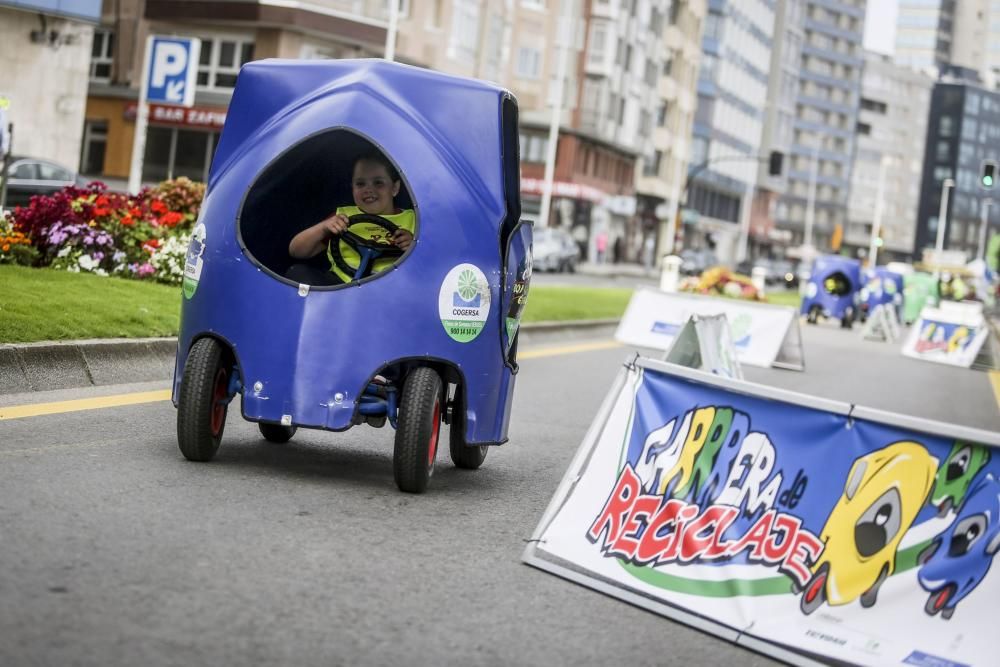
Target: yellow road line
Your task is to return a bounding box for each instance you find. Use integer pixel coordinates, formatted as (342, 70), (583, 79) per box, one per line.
(519, 340), (623, 359)
(0, 389), (173, 421)
(990, 370), (1000, 414)
(0, 340), (623, 421)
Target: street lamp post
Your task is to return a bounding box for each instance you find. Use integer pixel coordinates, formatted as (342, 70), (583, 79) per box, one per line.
(977, 197), (994, 261)
(538, 0), (572, 230)
(867, 155), (891, 268)
(803, 142), (820, 252)
(383, 0), (399, 61)
(933, 177), (955, 279)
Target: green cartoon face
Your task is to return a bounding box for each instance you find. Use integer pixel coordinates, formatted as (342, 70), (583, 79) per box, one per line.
(931, 442), (991, 516)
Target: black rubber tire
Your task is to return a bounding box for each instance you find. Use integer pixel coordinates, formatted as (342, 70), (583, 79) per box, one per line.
(449, 389), (488, 470)
(800, 563), (829, 615)
(393, 367), (443, 493)
(259, 422), (297, 443)
(807, 305), (820, 324)
(860, 564), (888, 608)
(177, 337), (230, 462)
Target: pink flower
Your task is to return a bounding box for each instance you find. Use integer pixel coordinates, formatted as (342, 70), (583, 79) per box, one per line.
(137, 263), (155, 277)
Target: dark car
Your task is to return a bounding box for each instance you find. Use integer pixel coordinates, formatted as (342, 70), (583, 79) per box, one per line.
(738, 257), (798, 288)
(1, 156), (88, 208)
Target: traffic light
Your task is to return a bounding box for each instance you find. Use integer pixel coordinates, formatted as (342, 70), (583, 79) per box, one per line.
(768, 150), (784, 177)
(982, 159), (997, 189)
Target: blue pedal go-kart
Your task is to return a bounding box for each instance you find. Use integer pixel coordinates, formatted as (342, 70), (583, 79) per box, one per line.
(172, 59), (532, 493)
(800, 255), (862, 329)
(859, 266), (904, 321)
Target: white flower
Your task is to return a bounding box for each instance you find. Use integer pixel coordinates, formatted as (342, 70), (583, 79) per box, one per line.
(57, 246), (72, 258)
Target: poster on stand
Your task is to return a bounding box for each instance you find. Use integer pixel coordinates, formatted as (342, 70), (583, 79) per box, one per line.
(615, 289), (804, 371)
(902, 306), (989, 368)
(524, 358), (1000, 667)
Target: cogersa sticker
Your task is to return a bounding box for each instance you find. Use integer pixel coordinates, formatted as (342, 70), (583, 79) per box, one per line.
(182, 222), (206, 300)
(439, 264), (491, 342)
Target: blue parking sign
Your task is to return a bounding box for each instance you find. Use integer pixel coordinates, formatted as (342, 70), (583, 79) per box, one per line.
(146, 37), (201, 107)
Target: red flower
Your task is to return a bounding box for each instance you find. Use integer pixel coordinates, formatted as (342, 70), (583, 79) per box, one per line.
(160, 211), (183, 227)
(151, 200), (168, 214)
(121, 214), (135, 226)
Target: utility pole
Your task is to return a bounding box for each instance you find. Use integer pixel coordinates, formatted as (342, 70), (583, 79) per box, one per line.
(384, 0), (399, 62)
(538, 0), (572, 230)
(867, 155), (891, 268)
(933, 177), (955, 279)
(977, 197), (993, 261)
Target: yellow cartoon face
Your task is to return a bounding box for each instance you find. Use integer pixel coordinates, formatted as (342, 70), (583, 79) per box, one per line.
(807, 442), (936, 609)
(947, 326), (970, 353)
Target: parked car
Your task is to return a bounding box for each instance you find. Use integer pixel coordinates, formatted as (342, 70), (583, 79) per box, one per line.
(532, 227), (579, 272)
(735, 258), (799, 288)
(0, 156), (88, 208)
(680, 248), (718, 276)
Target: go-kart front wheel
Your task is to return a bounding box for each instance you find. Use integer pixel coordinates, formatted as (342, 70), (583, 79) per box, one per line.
(394, 367), (443, 493)
(449, 392), (488, 470)
(177, 337), (231, 462)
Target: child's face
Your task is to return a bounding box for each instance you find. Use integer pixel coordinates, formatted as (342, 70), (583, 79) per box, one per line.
(352, 159), (400, 216)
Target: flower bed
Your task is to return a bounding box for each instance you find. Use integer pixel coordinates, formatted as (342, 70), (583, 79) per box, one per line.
(0, 177), (204, 285)
(679, 266), (765, 301)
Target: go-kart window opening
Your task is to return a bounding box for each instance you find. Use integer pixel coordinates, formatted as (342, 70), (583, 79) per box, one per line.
(236, 127), (417, 288)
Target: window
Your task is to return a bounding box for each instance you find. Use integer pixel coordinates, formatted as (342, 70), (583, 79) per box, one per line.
(939, 115), (954, 137)
(643, 149), (662, 176)
(860, 98), (887, 114)
(448, 0), (480, 61)
(81, 120), (108, 175)
(703, 12), (722, 40)
(381, 0), (409, 18)
(90, 29), (114, 83)
(38, 162), (74, 181)
(143, 127), (221, 182)
(197, 36), (254, 90)
(936, 140), (950, 161)
(657, 101), (668, 127)
(587, 23), (607, 66)
(516, 47), (542, 79)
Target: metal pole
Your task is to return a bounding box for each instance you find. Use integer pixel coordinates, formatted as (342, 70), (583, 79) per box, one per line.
(977, 197), (993, 261)
(868, 155), (890, 268)
(538, 0), (572, 230)
(803, 142), (819, 251)
(0, 122), (11, 214)
(384, 0), (399, 62)
(128, 36), (154, 195)
(933, 177), (955, 279)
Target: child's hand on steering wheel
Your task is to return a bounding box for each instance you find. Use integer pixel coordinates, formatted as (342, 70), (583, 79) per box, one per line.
(391, 228), (413, 250)
(321, 212), (349, 238)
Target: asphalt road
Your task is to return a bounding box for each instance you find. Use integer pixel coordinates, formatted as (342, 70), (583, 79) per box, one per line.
(1, 325), (997, 667)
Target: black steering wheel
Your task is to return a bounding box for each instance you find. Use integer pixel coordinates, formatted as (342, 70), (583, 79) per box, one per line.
(329, 213), (405, 281)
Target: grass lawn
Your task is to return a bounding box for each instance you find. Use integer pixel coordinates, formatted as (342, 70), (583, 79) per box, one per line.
(0, 265), (801, 343)
(0, 265), (181, 343)
(764, 289), (802, 309)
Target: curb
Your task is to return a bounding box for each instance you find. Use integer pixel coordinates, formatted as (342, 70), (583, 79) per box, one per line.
(0, 320), (620, 396)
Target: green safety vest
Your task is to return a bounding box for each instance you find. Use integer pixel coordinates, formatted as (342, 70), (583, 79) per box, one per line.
(326, 205), (416, 283)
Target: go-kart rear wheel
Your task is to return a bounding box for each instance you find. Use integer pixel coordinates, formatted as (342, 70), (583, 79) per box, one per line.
(807, 305), (821, 324)
(259, 422), (297, 443)
(799, 562), (829, 615)
(841, 307), (854, 329)
(177, 337), (231, 462)
(393, 367), (443, 493)
(449, 390), (488, 470)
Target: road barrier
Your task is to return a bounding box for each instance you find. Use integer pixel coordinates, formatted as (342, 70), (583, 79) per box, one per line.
(663, 314), (743, 380)
(524, 357), (1000, 666)
(615, 288), (805, 371)
(861, 304), (901, 343)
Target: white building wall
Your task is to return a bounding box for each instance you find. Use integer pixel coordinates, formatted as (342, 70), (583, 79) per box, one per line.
(0, 8), (94, 169)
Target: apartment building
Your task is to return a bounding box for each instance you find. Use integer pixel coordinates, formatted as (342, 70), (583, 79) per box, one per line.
(914, 73), (1000, 260)
(1, 0), (100, 168)
(751, 0), (805, 259)
(777, 0), (865, 255)
(846, 52), (933, 261)
(684, 0), (774, 263)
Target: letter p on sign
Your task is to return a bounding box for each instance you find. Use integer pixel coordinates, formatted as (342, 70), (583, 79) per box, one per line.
(145, 36), (201, 107)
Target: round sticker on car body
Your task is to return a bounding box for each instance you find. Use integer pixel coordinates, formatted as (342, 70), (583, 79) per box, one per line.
(439, 264), (491, 342)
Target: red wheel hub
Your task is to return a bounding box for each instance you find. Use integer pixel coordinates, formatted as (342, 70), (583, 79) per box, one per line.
(805, 573), (825, 603)
(427, 400), (441, 467)
(210, 367), (228, 436)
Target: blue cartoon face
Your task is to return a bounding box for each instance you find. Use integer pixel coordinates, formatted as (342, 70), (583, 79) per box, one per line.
(918, 474), (1000, 620)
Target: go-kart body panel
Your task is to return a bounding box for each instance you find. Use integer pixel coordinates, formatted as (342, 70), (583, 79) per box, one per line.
(171, 59), (523, 445)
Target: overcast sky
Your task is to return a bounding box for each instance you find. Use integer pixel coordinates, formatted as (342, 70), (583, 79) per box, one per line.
(864, 0), (898, 55)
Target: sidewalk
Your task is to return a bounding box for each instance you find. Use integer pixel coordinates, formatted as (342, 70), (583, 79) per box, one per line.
(574, 261), (659, 281)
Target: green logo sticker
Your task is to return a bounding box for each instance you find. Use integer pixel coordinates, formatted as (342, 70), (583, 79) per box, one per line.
(182, 223), (206, 300)
(438, 263), (491, 342)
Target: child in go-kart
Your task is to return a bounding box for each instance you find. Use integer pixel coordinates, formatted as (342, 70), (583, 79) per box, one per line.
(287, 152), (414, 285)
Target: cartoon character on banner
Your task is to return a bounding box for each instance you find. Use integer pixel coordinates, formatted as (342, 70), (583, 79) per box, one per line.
(930, 442), (990, 517)
(798, 442), (936, 615)
(918, 470), (1000, 620)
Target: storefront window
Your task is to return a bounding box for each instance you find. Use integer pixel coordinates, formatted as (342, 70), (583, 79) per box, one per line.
(142, 127), (220, 183)
(198, 36), (255, 90)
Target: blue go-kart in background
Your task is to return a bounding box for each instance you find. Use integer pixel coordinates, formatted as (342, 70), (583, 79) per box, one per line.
(860, 266), (904, 322)
(800, 255), (862, 329)
(172, 59), (532, 493)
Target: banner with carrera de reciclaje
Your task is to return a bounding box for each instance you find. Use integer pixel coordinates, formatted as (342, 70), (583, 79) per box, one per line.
(523, 357), (1000, 667)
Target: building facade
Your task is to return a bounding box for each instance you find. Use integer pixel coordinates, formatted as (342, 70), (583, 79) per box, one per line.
(914, 75), (1000, 260)
(751, 0), (805, 259)
(777, 0), (865, 255)
(894, 0), (954, 73)
(684, 0), (774, 264)
(1, 0), (100, 169)
(846, 52), (933, 261)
